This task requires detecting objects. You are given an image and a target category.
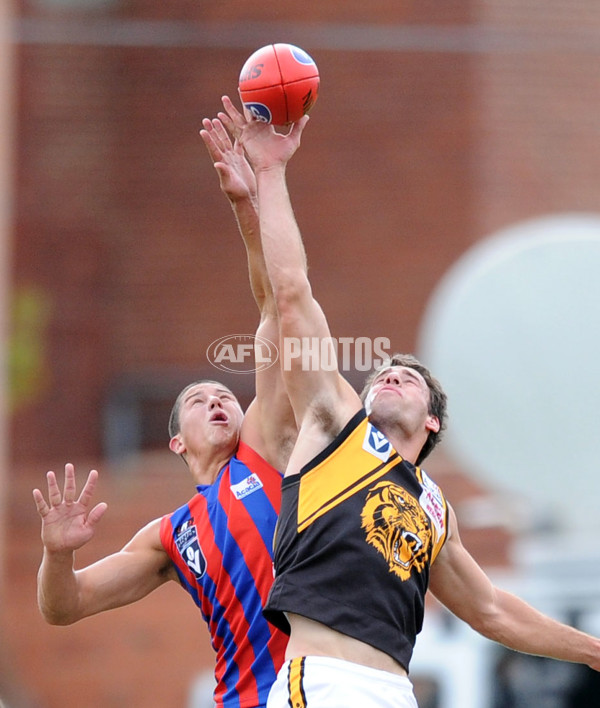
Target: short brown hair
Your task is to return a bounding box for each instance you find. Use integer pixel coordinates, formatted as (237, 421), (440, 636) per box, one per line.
(360, 353), (447, 465)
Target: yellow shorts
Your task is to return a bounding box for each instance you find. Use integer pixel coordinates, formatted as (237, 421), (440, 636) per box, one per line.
(267, 656), (418, 708)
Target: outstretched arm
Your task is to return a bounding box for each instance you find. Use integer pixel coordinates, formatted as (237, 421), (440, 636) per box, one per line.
(33, 464), (174, 625)
(201, 106), (300, 470)
(201, 116), (270, 312)
(429, 505), (600, 670)
(221, 97), (360, 472)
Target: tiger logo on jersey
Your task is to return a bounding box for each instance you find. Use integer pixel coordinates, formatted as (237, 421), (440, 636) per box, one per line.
(360, 481), (432, 580)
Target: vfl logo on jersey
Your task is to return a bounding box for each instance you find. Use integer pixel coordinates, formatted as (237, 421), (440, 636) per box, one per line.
(363, 423), (392, 462)
(230, 473), (264, 501)
(174, 520), (207, 580)
(361, 481), (432, 581)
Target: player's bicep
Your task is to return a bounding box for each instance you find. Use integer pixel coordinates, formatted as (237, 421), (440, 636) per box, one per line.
(239, 311), (298, 469)
(278, 284), (344, 421)
(77, 519), (173, 616)
(428, 506), (498, 630)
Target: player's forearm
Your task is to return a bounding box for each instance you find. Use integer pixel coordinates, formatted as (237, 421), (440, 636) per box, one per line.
(483, 589), (600, 669)
(230, 195), (272, 312)
(255, 165), (308, 299)
(230, 193), (259, 253)
(37, 549), (83, 625)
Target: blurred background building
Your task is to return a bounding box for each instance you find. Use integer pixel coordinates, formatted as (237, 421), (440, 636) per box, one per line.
(3, 1), (600, 706)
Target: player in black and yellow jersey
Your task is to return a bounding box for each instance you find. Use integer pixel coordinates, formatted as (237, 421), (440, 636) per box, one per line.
(218, 95), (600, 708)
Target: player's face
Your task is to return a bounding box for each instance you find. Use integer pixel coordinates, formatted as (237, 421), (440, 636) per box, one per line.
(176, 382), (244, 454)
(366, 366), (434, 432)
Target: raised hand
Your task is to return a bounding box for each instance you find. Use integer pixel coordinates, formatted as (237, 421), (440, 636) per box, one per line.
(32, 463), (107, 554)
(218, 95), (309, 173)
(200, 114), (257, 203)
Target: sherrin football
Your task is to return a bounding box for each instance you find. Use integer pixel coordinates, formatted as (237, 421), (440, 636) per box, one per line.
(238, 43), (319, 126)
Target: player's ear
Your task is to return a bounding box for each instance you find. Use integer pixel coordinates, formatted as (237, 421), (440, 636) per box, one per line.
(426, 415), (440, 434)
(169, 434), (185, 455)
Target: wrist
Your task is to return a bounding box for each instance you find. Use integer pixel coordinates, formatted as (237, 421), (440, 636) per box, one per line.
(228, 192), (257, 206)
(253, 161), (287, 176)
(254, 164), (288, 188)
(43, 546), (76, 563)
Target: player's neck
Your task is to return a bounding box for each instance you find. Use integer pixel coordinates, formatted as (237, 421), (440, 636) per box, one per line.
(188, 445), (237, 486)
(373, 422), (423, 467)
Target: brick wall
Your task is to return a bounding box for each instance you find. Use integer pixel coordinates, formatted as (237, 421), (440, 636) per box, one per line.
(11, 11), (476, 462)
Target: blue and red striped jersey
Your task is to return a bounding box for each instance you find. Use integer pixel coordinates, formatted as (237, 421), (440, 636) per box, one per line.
(159, 441), (288, 708)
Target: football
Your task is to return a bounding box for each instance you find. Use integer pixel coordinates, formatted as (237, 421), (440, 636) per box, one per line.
(238, 43), (319, 126)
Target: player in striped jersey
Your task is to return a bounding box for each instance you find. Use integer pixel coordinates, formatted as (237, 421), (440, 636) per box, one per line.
(32, 116), (296, 708)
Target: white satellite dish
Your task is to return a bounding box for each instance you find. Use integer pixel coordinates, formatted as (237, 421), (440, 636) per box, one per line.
(419, 214), (600, 533)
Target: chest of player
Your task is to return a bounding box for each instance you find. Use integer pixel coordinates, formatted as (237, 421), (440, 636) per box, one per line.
(172, 463), (280, 589)
(280, 417), (448, 582)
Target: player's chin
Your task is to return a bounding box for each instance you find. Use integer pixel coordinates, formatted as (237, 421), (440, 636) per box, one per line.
(221, 424), (241, 444)
(369, 398), (400, 421)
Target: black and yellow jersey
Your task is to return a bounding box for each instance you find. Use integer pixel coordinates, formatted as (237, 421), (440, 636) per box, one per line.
(264, 408), (448, 672)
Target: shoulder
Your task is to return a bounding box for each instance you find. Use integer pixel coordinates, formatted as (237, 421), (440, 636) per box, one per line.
(121, 518), (178, 580)
(240, 400), (296, 472)
(127, 517), (167, 551)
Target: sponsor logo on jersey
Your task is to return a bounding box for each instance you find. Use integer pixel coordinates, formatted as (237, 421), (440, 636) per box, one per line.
(174, 520), (207, 580)
(362, 422), (392, 462)
(419, 470), (446, 539)
(230, 473), (264, 500)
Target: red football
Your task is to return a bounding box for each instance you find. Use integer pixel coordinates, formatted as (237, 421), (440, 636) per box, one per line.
(238, 44), (320, 126)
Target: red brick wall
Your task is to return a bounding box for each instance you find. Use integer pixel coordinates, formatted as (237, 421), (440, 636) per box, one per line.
(13, 9), (600, 462)
(11, 12), (476, 462)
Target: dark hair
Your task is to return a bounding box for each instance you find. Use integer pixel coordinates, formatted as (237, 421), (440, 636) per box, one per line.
(168, 379), (232, 439)
(359, 353), (447, 465)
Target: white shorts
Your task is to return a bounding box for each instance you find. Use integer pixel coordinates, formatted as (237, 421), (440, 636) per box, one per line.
(266, 656), (418, 708)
